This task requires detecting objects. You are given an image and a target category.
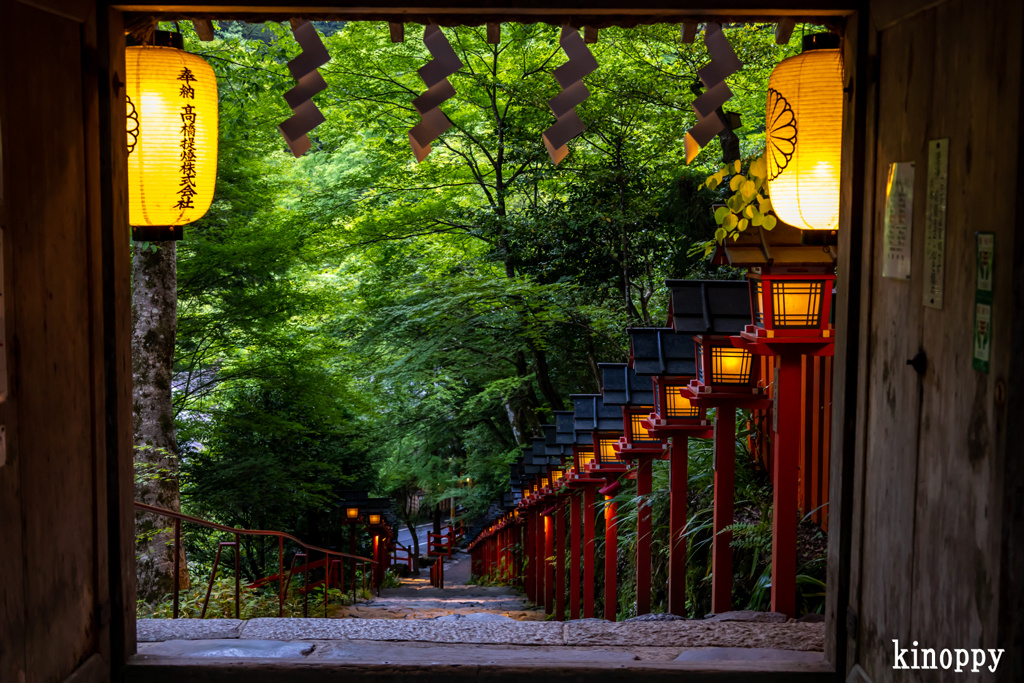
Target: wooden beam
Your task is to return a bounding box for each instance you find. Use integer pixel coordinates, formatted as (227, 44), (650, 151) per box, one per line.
(774, 17), (795, 43)
(486, 22), (499, 43)
(389, 21), (404, 42)
(192, 18), (214, 39)
(583, 25), (598, 43)
(680, 20), (698, 43)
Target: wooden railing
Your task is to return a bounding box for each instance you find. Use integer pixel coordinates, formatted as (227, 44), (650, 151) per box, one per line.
(135, 502), (378, 619)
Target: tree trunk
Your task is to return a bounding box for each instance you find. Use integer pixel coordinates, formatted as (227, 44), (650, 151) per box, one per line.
(407, 519), (421, 574)
(132, 241), (189, 602)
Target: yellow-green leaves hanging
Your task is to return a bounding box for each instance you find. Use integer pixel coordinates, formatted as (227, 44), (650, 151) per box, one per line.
(705, 152), (778, 245)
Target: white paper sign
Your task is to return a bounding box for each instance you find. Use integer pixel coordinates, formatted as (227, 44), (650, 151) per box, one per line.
(923, 140), (949, 307)
(883, 161), (915, 280)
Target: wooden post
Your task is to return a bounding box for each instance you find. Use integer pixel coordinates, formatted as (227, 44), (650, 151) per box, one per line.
(636, 456), (653, 615)
(604, 495), (618, 621)
(172, 518), (181, 619)
(278, 535), (284, 617)
(570, 492), (581, 620)
(234, 533), (241, 620)
(668, 436), (689, 616)
(772, 355), (802, 617)
(555, 502), (566, 620)
(712, 407), (735, 614)
(525, 513), (535, 602)
(583, 486), (596, 618)
(373, 535), (380, 590)
(536, 510), (545, 606)
(544, 513), (555, 615)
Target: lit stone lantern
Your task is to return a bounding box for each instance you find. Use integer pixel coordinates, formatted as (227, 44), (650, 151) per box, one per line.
(673, 280), (769, 615)
(126, 31), (219, 240)
(626, 326), (713, 617)
(600, 362), (662, 617)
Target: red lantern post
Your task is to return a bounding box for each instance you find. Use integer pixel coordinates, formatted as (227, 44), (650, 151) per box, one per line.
(685, 334), (771, 614)
(642, 376), (714, 616)
(731, 268), (835, 617)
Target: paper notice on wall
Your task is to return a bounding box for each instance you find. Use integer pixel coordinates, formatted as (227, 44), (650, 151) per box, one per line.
(882, 161), (915, 280)
(973, 232), (995, 373)
(923, 139), (949, 307)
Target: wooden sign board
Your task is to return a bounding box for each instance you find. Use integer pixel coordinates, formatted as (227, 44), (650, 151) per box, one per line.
(923, 139), (949, 308)
(883, 161), (914, 280)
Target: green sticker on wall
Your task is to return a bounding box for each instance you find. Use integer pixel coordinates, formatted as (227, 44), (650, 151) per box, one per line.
(973, 232), (994, 373)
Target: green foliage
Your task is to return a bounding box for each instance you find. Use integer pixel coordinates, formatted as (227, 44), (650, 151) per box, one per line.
(155, 21), (813, 597)
(138, 576), (372, 619)
(703, 151), (778, 257)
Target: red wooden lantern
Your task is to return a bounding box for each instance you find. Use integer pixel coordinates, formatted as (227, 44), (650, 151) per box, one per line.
(747, 269), (836, 339)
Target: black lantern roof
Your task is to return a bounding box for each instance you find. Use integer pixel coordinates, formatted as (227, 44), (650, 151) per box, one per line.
(542, 423), (572, 457)
(518, 446), (543, 473)
(554, 411), (575, 445)
(599, 362), (655, 405)
(571, 394), (624, 440)
(510, 463), (523, 485)
(523, 442), (558, 467)
(628, 328), (696, 376)
(666, 279), (750, 336)
(532, 438), (557, 464)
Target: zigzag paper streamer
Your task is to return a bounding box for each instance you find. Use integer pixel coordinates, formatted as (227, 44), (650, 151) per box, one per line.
(279, 20), (330, 158)
(409, 25), (463, 162)
(543, 26), (598, 164)
(684, 23), (742, 164)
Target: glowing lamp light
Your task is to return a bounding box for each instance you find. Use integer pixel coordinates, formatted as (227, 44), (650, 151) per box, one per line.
(346, 507), (360, 520)
(628, 411), (659, 443)
(695, 337), (757, 387)
(368, 514), (382, 525)
(597, 437), (624, 464)
(765, 33), (843, 231)
(575, 447), (595, 472)
(750, 271), (835, 334)
(126, 32), (218, 240)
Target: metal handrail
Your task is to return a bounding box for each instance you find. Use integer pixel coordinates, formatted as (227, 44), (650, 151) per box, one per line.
(136, 502), (379, 619)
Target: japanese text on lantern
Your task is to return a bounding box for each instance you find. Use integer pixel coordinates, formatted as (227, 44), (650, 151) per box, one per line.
(176, 67), (198, 211)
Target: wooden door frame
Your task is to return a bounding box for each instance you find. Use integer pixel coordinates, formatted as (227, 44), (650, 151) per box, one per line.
(88, 3), (869, 680)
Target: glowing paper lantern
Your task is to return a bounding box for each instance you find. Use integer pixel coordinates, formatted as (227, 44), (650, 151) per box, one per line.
(126, 32), (218, 239)
(765, 34), (842, 231)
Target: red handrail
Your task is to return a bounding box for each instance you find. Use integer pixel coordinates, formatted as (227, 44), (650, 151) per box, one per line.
(135, 502), (379, 619)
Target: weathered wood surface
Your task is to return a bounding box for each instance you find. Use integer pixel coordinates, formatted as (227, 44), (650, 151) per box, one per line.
(14, 0), (93, 22)
(98, 4), (137, 669)
(855, 8), (934, 678)
(0, 5), (25, 683)
(825, 8), (875, 675)
(2, 3), (97, 681)
(906, 0), (1018, 676)
(844, 1), (1022, 680)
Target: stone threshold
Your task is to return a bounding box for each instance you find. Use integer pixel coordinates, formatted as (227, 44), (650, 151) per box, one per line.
(129, 618), (833, 681)
(138, 617), (825, 650)
(124, 656), (835, 682)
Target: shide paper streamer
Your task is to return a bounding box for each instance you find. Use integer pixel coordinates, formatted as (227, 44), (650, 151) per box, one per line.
(409, 25), (463, 162)
(279, 20), (330, 158)
(684, 23), (742, 164)
(543, 26), (598, 164)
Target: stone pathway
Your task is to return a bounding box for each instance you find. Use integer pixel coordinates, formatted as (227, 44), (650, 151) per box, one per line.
(132, 550), (828, 673)
(331, 550), (545, 621)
